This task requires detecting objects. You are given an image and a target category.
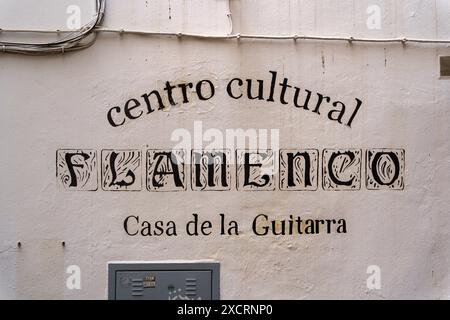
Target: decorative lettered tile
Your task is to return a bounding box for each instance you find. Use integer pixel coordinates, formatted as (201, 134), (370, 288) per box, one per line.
(191, 150), (231, 191)
(322, 149), (361, 190)
(280, 149), (318, 191)
(236, 150), (276, 191)
(147, 149), (186, 191)
(101, 149), (142, 191)
(57, 149), (97, 191)
(366, 149), (405, 190)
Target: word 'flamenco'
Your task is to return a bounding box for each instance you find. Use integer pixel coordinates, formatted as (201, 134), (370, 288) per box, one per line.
(57, 148), (405, 191)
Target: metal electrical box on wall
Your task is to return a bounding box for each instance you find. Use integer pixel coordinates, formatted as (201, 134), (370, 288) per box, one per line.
(108, 262), (220, 300)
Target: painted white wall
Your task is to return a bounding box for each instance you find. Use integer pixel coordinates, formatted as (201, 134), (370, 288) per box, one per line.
(0, 0), (449, 299)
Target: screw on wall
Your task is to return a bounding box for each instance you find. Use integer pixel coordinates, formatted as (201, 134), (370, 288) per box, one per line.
(17, 241), (21, 248)
(62, 241), (66, 247)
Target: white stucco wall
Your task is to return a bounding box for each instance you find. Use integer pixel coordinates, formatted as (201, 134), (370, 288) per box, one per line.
(0, 0), (449, 299)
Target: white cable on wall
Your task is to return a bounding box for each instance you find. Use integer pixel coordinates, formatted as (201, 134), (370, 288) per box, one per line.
(1, 0), (450, 55)
(0, 27), (450, 53)
(89, 28), (450, 44)
(2, 27), (450, 44)
(0, 0), (105, 55)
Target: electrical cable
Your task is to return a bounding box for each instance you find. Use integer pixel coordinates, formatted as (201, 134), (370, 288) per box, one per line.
(1, 0), (450, 55)
(0, 0), (105, 55)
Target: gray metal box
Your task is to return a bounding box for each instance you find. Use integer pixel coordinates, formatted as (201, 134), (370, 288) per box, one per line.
(108, 262), (220, 300)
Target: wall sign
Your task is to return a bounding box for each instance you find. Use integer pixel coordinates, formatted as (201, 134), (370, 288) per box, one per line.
(106, 71), (362, 128)
(57, 70), (405, 240)
(57, 148), (405, 192)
